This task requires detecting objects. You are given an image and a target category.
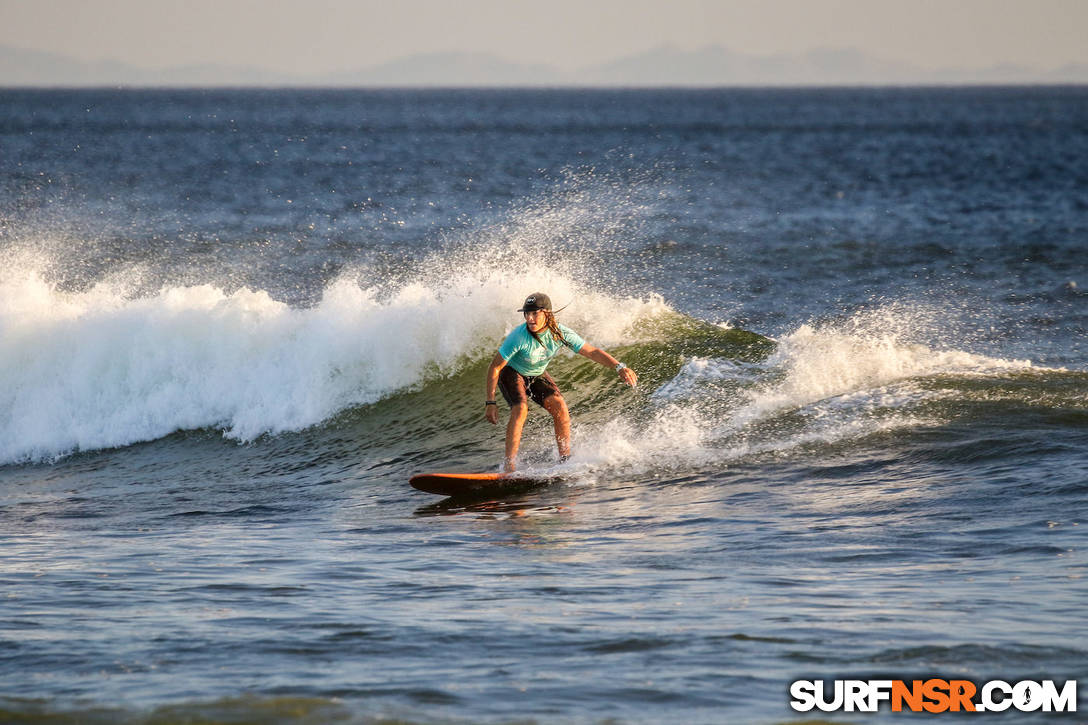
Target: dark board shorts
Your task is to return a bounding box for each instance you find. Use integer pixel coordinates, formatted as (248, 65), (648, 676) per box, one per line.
(498, 366), (563, 408)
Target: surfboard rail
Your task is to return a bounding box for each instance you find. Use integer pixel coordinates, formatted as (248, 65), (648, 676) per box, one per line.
(409, 471), (554, 497)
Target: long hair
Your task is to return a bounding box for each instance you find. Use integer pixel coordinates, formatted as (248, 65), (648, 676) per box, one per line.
(527, 310), (566, 347)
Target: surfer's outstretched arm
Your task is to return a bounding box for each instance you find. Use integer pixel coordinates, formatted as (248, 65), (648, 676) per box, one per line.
(577, 344), (638, 387)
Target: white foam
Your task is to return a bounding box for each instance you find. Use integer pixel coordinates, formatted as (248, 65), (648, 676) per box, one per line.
(0, 258), (670, 464)
(730, 309), (1036, 430)
(558, 304), (1041, 477)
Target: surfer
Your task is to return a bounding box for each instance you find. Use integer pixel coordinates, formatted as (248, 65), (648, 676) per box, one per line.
(485, 292), (638, 471)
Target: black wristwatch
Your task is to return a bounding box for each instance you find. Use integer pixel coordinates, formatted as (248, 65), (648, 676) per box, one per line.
(485, 400), (497, 405)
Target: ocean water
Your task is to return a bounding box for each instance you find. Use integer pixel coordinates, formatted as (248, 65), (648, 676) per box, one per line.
(0, 87), (1086, 724)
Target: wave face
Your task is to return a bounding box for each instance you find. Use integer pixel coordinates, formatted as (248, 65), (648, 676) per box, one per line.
(3, 250), (1079, 473)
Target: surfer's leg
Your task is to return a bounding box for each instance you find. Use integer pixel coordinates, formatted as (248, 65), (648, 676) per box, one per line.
(504, 403), (529, 471)
(542, 394), (571, 460)
(498, 367), (532, 472)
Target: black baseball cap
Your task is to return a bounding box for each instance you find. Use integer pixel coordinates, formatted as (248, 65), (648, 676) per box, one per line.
(518, 293), (552, 312)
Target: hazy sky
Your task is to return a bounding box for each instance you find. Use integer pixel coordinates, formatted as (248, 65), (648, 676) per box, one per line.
(3, 0), (1087, 73)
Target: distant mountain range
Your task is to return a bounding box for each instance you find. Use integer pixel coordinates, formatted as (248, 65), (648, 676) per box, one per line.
(3, 43), (1086, 87)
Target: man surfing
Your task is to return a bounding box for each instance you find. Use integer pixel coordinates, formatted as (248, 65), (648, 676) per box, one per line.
(485, 292), (638, 471)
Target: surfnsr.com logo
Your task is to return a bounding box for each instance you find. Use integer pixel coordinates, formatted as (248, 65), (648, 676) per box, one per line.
(790, 679), (1078, 713)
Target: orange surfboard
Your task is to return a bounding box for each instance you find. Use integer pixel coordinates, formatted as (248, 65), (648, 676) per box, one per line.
(409, 471), (556, 497)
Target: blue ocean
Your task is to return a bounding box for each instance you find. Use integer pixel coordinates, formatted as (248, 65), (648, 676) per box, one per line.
(1, 87), (1086, 723)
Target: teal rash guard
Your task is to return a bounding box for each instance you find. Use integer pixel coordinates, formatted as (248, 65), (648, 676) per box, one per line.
(498, 323), (586, 376)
